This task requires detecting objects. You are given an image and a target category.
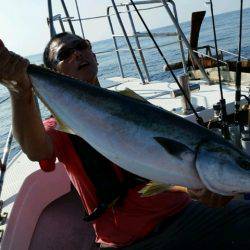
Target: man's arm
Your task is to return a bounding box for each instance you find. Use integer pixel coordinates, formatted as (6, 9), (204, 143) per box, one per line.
(188, 188), (233, 207)
(0, 40), (53, 161)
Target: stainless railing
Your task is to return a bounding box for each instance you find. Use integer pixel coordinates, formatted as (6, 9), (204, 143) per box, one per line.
(198, 45), (249, 61)
(0, 127), (13, 194)
(0, 95), (40, 168)
(0, 95), (13, 169)
(47, 0), (199, 84)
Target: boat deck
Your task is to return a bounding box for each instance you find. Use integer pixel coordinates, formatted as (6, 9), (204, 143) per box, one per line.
(30, 190), (99, 250)
(0, 151), (99, 249)
(107, 76), (249, 122)
(0, 153), (40, 233)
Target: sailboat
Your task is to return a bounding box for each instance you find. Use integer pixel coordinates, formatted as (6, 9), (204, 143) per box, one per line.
(0, 0), (249, 249)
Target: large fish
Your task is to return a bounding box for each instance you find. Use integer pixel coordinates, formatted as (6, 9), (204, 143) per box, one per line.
(28, 64), (250, 196)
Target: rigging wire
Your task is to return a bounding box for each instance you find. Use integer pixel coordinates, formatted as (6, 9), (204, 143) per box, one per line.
(235, 0), (244, 120)
(0, 96), (10, 105)
(129, 0), (205, 126)
(207, 0), (230, 138)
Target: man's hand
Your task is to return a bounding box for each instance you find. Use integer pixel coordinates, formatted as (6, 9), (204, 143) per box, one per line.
(0, 39), (31, 96)
(188, 188), (234, 208)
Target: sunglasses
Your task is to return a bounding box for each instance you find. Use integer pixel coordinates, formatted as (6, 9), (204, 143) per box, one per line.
(54, 39), (91, 65)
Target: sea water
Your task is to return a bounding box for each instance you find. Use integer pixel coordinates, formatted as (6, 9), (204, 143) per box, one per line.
(0, 8), (250, 161)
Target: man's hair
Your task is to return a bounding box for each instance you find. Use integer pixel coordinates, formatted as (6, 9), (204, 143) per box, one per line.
(43, 32), (83, 70)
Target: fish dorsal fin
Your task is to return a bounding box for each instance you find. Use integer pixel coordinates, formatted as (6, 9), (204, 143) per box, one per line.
(154, 137), (192, 160)
(118, 88), (150, 103)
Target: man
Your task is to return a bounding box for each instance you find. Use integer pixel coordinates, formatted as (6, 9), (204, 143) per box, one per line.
(0, 33), (250, 250)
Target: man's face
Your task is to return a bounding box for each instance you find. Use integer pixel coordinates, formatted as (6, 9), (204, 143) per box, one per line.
(49, 34), (98, 84)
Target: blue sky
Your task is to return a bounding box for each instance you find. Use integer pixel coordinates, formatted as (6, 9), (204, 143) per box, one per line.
(0, 0), (249, 56)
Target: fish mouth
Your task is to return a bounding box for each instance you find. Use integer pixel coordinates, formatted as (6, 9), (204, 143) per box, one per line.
(78, 61), (90, 70)
(236, 157), (250, 170)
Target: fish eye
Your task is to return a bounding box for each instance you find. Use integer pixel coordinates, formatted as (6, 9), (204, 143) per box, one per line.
(236, 158), (250, 170)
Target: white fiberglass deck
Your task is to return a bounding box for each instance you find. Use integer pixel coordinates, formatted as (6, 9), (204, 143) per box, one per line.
(0, 153), (73, 250)
(107, 76), (249, 122)
(0, 153), (40, 232)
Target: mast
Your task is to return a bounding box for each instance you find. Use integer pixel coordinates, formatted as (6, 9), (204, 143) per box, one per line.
(47, 0), (56, 37)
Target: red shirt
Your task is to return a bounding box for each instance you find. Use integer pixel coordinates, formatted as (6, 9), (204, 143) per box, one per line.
(40, 118), (191, 248)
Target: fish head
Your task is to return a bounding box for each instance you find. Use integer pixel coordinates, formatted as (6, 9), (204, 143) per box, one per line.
(196, 140), (250, 196)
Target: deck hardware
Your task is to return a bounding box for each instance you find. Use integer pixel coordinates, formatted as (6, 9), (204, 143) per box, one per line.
(0, 229), (4, 242)
(0, 212), (8, 226)
(0, 200), (7, 225)
(206, 0), (230, 139)
(235, 0), (244, 122)
(174, 75), (200, 115)
(171, 83), (200, 99)
(171, 77), (204, 115)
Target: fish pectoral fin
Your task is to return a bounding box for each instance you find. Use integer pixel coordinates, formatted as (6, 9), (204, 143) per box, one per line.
(154, 137), (192, 160)
(138, 181), (173, 197)
(138, 181), (188, 197)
